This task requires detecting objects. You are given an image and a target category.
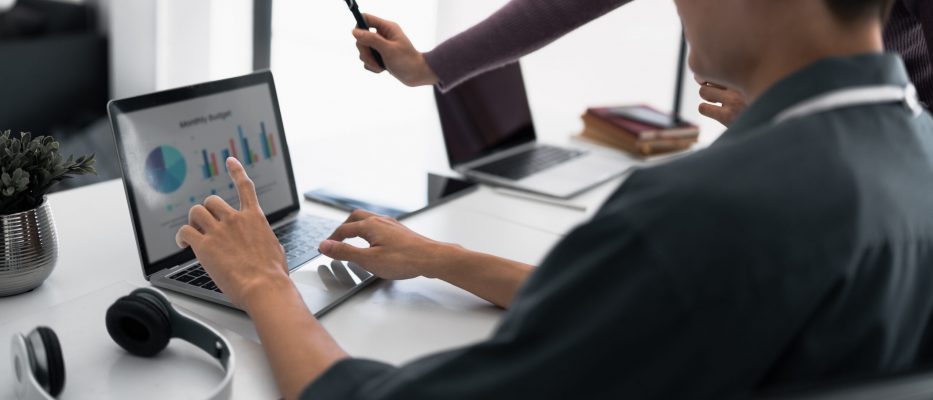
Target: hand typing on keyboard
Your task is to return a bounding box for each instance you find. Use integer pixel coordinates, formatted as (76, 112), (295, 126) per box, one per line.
(319, 209), (456, 281)
(175, 157), (292, 311)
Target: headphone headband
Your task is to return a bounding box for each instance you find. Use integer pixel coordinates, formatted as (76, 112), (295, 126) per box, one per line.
(11, 288), (235, 400)
(132, 288), (235, 400)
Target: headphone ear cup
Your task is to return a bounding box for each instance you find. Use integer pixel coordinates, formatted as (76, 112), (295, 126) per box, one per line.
(105, 294), (172, 357)
(34, 326), (66, 398)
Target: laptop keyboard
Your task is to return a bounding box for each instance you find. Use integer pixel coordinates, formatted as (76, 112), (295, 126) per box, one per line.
(171, 264), (221, 292)
(472, 145), (585, 181)
(274, 215), (340, 268)
(168, 214), (340, 293)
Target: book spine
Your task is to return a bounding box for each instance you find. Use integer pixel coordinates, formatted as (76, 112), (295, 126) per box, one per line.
(583, 114), (697, 144)
(583, 112), (640, 139)
(584, 110), (699, 140)
(580, 125), (694, 156)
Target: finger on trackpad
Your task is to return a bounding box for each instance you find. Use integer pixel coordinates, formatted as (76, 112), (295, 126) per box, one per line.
(317, 264), (341, 291)
(330, 260), (359, 287)
(346, 261), (373, 280)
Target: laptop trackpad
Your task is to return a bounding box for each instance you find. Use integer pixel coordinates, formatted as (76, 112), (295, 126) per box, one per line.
(290, 261), (372, 313)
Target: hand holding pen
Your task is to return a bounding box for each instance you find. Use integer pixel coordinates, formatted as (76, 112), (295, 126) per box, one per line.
(344, 0), (386, 69)
(347, 11), (440, 87)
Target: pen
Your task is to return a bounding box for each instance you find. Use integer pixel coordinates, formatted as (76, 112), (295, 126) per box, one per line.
(492, 188), (588, 212)
(344, 0), (386, 70)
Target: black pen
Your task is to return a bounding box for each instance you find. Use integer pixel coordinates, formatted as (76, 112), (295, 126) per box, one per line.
(344, 0), (387, 70)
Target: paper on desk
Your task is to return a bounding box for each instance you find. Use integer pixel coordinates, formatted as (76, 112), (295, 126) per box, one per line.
(0, 281), (279, 399)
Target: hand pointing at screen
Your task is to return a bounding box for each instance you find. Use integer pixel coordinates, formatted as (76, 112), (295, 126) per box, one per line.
(175, 157), (350, 400)
(175, 157), (289, 310)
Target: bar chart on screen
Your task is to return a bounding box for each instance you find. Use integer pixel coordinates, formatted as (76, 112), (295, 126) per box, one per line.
(124, 82), (297, 263)
(199, 121), (279, 179)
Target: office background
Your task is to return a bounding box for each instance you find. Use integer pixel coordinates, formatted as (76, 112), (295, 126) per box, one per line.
(5, 2), (933, 399)
(5, 0), (723, 195)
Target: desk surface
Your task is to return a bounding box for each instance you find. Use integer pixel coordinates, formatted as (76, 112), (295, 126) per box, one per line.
(0, 155), (632, 398)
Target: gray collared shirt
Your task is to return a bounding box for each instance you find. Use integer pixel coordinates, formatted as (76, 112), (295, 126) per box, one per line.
(302, 54), (933, 399)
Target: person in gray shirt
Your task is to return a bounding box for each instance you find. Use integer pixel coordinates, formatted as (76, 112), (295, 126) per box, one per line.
(176, 0), (933, 399)
(699, 0), (933, 126)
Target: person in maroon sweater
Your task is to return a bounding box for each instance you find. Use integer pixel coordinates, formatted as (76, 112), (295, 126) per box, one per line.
(352, 0), (931, 125)
(352, 0), (633, 91)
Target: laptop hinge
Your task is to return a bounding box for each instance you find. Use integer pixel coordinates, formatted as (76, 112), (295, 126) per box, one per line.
(458, 142), (538, 171)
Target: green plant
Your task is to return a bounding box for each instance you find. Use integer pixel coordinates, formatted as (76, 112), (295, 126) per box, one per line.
(0, 130), (96, 215)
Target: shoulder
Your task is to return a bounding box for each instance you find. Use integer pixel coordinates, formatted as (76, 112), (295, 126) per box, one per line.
(591, 123), (863, 263)
(603, 126), (860, 226)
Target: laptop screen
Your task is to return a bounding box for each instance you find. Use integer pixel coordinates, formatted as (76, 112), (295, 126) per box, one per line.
(434, 62), (536, 167)
(109, 72), (299, 277)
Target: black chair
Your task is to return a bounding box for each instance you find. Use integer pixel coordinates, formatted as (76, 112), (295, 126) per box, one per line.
(760, 370), (933, 400)
(0, 0), (108, 135)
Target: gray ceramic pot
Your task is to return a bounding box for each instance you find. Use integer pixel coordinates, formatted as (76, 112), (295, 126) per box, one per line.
(0, 198), (58, 297)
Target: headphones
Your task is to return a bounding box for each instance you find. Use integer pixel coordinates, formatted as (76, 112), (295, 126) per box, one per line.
(11, 288), (235, 399)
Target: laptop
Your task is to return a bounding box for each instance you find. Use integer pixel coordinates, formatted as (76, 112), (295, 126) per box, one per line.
(434, 62), (632, 199)
(108, 71), (376, 315)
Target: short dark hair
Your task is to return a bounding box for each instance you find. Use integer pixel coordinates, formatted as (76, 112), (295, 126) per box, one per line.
(825, 0), (895, 22)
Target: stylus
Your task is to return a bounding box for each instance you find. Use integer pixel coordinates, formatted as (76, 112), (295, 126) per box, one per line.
(492, 188), (588, 212)
(345, 0), (387, 70)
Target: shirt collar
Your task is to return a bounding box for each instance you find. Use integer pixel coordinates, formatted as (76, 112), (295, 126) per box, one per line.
(717, 53), (912, 143)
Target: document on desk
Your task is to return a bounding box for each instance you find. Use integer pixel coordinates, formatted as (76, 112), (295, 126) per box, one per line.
(0, 282), (279, 399)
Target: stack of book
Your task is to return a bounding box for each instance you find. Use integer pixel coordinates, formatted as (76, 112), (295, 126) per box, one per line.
(579, 106), (700, 156)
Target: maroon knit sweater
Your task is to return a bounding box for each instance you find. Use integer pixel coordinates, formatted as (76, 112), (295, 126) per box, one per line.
(424, 0), (631, 91)
(426, 0), (933, 106)
(885, 0), (933, 106)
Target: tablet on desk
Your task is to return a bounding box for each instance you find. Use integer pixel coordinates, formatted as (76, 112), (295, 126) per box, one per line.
(304, 173), (478, 219)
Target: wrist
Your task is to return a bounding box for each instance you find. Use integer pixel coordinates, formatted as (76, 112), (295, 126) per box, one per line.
(421, 242), (470, 280)
(241, 271), (298, 315)
(415, 52), (439, 86)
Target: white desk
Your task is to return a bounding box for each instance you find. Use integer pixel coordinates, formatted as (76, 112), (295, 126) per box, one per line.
(0, 165), (628, 398)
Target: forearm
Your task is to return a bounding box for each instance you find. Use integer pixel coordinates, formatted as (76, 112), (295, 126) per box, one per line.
(245, 279), (348, 400)
(427, 244), (533, 308)
(425, 0), (631, 91)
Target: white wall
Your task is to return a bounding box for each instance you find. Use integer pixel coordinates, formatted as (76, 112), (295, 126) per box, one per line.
(435, 0), (723, 145)
(108, 0), (253, 99)
(269, 0), (445, 189)
(99, 1), (726, 189)
(109, 0), (157, 99)
(207, 0), (253, 80)
(269, 0), (725, 191)
(270, 0), (440, 140)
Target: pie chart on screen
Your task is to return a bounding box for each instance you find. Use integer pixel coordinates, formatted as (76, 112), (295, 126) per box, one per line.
(145, 145), (187, 193)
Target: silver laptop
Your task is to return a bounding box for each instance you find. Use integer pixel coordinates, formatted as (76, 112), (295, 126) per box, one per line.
(434, 62), (631, 199)
(108, 71), (375, 316)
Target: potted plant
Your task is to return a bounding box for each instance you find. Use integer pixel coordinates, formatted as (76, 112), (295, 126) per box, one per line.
(0, 130), (96, 296)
